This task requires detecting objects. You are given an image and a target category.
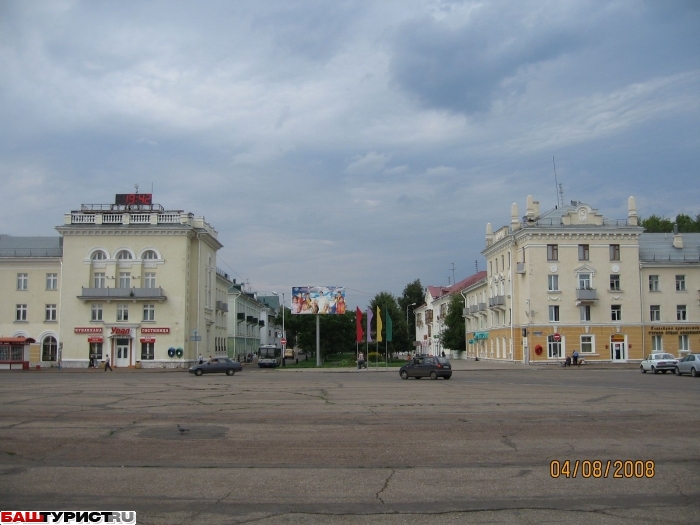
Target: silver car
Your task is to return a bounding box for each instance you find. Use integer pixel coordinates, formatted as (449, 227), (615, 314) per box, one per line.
(674, 354), (700, 377)
(640, 353), (678, 374)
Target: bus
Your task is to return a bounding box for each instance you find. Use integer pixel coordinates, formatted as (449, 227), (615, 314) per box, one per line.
(258, 345), (281, 368)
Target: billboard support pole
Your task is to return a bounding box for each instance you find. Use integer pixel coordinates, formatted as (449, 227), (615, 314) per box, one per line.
(316, 314), (321, 367)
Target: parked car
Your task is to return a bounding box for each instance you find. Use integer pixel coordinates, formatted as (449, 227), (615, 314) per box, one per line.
(674, 354), (700, 377)
(399, 355), (452, 380)
(640, 353), (678, 374)
(189, 357), (242, 376)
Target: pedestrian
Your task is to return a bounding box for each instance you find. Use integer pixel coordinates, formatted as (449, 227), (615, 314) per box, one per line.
(563, 355), (571, 367)
(57, 359), (62, 372)
(198, 354), (203, 364)
(104, 354), (113, 371)
(441, 351), (446, 358)
(572, 350), (579, 366)
(357, 351), (365, 370)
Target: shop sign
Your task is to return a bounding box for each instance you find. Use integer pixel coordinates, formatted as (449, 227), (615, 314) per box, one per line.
(110, 327), (133, 337)
(648, 325), (700, 335)
(141, 327), (170, 334)
(140, 337), (156, 343)
(611, 334), (626, 342)
(88, 337), (103, 343)
(75, 327), (103, 334)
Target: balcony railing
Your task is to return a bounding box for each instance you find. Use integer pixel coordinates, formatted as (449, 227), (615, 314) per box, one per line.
(78, 287), (166, 301)
(576, 288), (598, 301)
(469, 305), (479, 314)
(478, 302), (487, 312)
(216, 300), (229, 312)
(489, 295), (506, 307)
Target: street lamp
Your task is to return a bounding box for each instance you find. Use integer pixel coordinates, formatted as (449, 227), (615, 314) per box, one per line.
(406, 303), (416, 325)
(272, 291), (285, 367)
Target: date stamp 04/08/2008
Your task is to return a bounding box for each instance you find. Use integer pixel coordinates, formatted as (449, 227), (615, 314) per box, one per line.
(550, 460), (655, 479)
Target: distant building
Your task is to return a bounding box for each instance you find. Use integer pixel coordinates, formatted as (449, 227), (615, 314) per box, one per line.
(227, 281), (266, 359)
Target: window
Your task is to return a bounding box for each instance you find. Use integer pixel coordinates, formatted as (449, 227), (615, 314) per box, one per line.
(649, 275), (659, 291)
(45, 304), (57, 322)
(116, 250), (132, 260)
(94, 272), (106, 289)
(117, 304), (129, 321)
(549, 305), (560, 322)
(547, 244), (558, 261)
(609, 244), (620, 261)
(580, 305), (591, 322)
(144, 272), (156, 288)
(91, 304), (103, 322)
(17, 273), (28, 290)
(676, 275), (686, 291)
(609, 274), (620, 291)
(677, 305), (687, 321)
(42, 336), (58, 361)
(90, 342), (103, 360)
(548, 274), (559, 291)
(46, 273), (58, 290)
(16, 304), (27, 321)
(142, 250), (158, 260)
(141, 342), (155, 360)
(119, 272), (131, 288)
(611, 304), (622, 322)
(578, 244), (589, 261)
(92, 250), (107, 260)
(650, 305), (660, 322)
(679, 335), (690, 352)
(143, 304), (155, 322)
(580, 335), (594, 353)
(547, 335), (563, 358)
(578, 273), (591, 290)
(651, 335), (663, 351)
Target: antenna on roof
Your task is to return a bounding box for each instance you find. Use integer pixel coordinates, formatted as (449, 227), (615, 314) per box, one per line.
(552, 156), (560, 207)
(134, 184), (139, 194)
(559, 183), (564, 206)
(475, 259), (478, 273)
(449, 263), (456, 286)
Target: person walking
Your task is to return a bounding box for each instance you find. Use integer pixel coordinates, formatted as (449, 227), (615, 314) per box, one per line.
(104, 354), (113, 372)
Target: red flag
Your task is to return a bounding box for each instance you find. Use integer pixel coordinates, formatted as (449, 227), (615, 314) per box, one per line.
(356, 307), (364, 342)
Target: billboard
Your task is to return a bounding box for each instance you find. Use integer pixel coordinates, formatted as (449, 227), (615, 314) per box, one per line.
(291, 286), (346, 314)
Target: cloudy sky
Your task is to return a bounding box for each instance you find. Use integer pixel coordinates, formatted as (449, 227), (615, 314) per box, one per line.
(1, 0), (699, 309)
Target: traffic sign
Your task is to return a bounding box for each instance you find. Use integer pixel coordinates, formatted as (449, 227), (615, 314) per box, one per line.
(553, 333), (561, 342)
(280, 338), (287, 345)
(190, 336), (202, 341)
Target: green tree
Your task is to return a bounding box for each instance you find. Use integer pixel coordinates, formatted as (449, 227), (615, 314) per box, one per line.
(640, 214), (674, 232)
(397, 279), (425, 345)
(369, 291), (411, 354)
(284, 310), (357, 359)
(438, 294), (466, 352)
(675, 213), (698, 233)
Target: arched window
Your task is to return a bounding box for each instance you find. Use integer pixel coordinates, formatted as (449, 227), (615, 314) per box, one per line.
(142, 250), (158, 260)
(116, 250), (133, 260)
(42, 336), (58, 361)
(91, 250), (107, 260)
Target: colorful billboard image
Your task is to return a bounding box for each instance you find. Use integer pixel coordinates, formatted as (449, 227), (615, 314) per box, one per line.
(291, 286), (346, 315)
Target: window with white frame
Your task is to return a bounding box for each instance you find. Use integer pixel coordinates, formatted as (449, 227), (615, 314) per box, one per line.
(42, 336), (57, 361)
(547, 244), (558, 261)
(45, 304), (57, 322)
(650, 305), (660, 322)
(609, 274), (620, 291)
(547, 335), (563, 358)
(679, 335), (690, 352)
(549, 305), (560, 322)
(548, 274), (559, 291)
(46, 273), (58, 290)
(16, 304), (27, 321)
(143, 304), (155, 322)
(94, 272), (106, 289)
(676, 275), (686, 291)
(580, 305), (591, 322)
(611, 304), (622, 321)
(580, 335), (594, 353)
(117, 304), (129, 321)
(17, 273), (28, 290)
(578, 244), (589, 261)
(578, 273), (592, 290)
(651, 335), (663, 351)
(609, 244), (620, 261)
(677, 305), (687, 321)
(141, 342), (155, 360)
(144, 272), (156, 288)
(119, 272), (131, 288)
(649, 275), (659, 291)
(92, 250), (107, 260)
(91, 304), (103, 322)
(116, 250), (132, 260)
(142, 250), (158, 260)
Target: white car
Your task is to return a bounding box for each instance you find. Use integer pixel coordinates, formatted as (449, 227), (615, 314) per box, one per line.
(640, 353), (678, 374)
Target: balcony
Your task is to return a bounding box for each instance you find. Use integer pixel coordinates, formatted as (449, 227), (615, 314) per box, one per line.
(489, 295), (506, 308)
(78, 287), (166, 302)
(576, 288), (598, 304)
(469, 305), (478, 314)
(478, 302), (487, 312)
(216, 300), (229, 312)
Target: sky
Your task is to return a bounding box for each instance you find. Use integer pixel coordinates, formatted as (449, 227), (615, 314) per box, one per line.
(1, 0), (699, 310)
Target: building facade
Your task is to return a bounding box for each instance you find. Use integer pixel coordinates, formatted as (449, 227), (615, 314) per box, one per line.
(227, 281), (266, 359)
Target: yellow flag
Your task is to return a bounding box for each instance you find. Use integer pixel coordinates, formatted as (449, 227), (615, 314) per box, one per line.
(377, 306), (383, 342)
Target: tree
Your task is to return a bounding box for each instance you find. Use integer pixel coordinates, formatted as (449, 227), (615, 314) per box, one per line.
(640, 214), (674, 232)
(283, 310), (357, 359)
(439, 294), (466, 352)
(397, 279), (425, 345)
(369, 291), (411, 353)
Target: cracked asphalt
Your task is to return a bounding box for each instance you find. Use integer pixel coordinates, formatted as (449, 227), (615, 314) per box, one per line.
(1, 365), (699, 524)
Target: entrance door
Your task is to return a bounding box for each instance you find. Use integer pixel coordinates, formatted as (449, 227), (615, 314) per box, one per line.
(116, 338), (130, 367)
(611, 342), (626, 361)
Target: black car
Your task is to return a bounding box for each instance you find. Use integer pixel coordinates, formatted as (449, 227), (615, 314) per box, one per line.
(189, 357), (242, 376)
(399, 355), (452, 380)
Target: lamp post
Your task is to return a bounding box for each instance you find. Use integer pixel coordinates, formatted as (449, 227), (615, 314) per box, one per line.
(272, 291), (285, 367)
(406, 303), (416, 325)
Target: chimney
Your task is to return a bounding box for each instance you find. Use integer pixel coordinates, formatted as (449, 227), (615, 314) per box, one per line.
(628, 196), (638, 226)
(525, 195), (534, 221)
(533, 200), (540, 219)
(511, 203), (520, 231)
(673, 224), (683, 249)
(486, 222), (493, 246)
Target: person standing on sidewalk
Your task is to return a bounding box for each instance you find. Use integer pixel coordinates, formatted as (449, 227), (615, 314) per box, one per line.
(105, 354), (113, 371)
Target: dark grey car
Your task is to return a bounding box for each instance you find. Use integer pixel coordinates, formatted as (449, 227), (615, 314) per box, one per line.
(399, 356), (452, 380)
(674, 354), (700, 377)
(189, 357), (242, 376)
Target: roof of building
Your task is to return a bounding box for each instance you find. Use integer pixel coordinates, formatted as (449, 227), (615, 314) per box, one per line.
(0, 235), (63, 257)
(427, 271), (488, 302)
(639, 233), (700, 263)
